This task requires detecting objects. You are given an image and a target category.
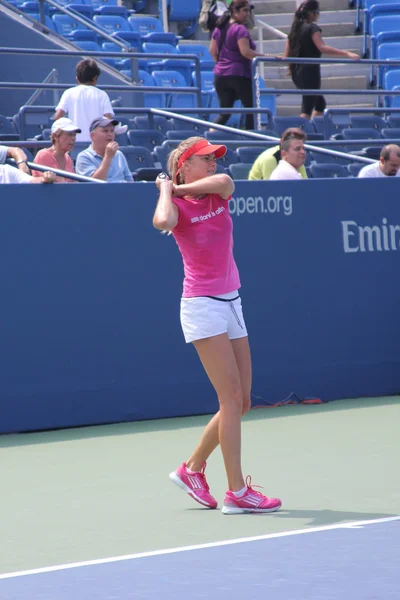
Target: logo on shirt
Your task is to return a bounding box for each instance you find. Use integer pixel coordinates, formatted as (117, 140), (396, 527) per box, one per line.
(191, 206), (225, 223)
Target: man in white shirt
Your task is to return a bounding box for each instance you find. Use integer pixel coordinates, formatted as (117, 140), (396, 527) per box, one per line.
(269, 135), (306, 180)
(54, 60), (126, 143)
(0, 164), (55, 184)
(358, 144), (400, 178)
(0, 144), (31, 175)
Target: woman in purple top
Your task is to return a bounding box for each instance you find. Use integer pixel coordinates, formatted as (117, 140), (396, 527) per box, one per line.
(210, 0), (265, 130)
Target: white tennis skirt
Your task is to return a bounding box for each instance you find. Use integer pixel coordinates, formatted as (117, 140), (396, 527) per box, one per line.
(180, 290), (248, 344)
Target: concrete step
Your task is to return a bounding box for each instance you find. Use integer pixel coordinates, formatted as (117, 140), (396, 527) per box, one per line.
(258, 9), (357, 27)
(262, 35), (363, 54)
(252, 0), (350, 14)
(266, 75), (367, 90)
(259, 22), (355, 40)
(276, 103), (374, 116)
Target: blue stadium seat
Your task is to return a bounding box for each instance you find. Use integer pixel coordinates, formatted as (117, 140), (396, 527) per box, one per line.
(311, 116), (325, 136)
(205, 129), (247, 141)
(381, 127), (400, 138)
(101, 42), (123, 68)
(20, 1), (50, 14)
(308, 148), (350, 165)
(375, 28), (400, 87)
(349, 115), (388, 130)
(93, 14), (131, 35)
(229, 163), (252, 179)
(191, 70), (215, 108)
(0, 114), (18, 141)
(364, 5), (400, 55)
(167, 0), (201, 38)
(14, 106), (54, 140)
(273, 116), (316, 136)
(133, 115), (173, 134)
(347, 163), (365, 177)
(23, 12), (55, 29)
(170, 118), (208, 133)
(128, 16), (176, 43)
(119, 145), (155, 170)
(127, 129), (165, 151)
(88, 0), (119, 8)
(65, 4), (94, 19)
(309, 163), (349, 178)
(166, 130), (198, 140)
(153, 145), (168, 170)
(142, 42), (191, 84)
(341, 127), (382, 141)
(218, 147), (238, 169)
(52, 14), (88, 37)
(387, 114), (400, 127)
(177, 44), (215, 70)
(93, 5), (129, 16)
(69, 29), (98, 41)
(384, 70), (400, 106)
(111, 31), (141, 51)
(75, 40), (102, 51)
(236, 146), (264, 164)
(151, 70), (198, 109)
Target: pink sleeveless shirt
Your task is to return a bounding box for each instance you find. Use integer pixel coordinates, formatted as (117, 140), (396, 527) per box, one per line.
(172, 193), (240, 298)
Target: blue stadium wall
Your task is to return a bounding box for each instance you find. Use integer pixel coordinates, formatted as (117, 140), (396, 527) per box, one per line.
(1, 179), (399, 434)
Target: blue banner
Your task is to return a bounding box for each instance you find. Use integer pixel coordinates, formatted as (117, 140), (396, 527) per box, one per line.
(0, 179), (399, 433)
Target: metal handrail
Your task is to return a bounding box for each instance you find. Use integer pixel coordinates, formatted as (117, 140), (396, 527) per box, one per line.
(0, 47), (202, 107)
(151, 108), (375, 164)
(11, 160), (106, 183)
(25, 68), (59, 107)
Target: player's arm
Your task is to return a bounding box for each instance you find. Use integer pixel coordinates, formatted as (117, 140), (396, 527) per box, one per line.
(153, 177), (178, 231)
(174, 174), (234, 200)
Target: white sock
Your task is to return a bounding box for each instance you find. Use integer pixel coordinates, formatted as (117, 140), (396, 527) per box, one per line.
(185, 466), (199, 474)
(232, 485), (247, 498)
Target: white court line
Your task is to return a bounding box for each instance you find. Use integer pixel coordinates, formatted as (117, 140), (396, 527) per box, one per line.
(0, 515), (399, 581)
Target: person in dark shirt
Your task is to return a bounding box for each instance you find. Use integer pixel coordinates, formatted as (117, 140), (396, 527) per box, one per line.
(285, 1), (360, 119)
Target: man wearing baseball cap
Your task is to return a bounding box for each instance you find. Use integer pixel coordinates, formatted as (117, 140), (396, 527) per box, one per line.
(75, 117), (133, 183)
(248, 128), (308, 180)
(32, 118), (81, 183)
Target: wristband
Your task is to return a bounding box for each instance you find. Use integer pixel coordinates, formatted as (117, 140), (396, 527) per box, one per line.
(17, 159), (27, 165)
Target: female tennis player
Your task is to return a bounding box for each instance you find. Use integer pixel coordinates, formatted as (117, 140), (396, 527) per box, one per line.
(152, 137), (282, 514)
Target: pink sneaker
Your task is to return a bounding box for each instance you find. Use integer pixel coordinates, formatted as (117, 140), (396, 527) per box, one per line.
(222, 476), (282, 515)
(169, 462), (218, 509)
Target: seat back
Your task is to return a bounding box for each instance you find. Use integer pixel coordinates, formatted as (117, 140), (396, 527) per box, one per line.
(229, 163), (252, 179)
(151, 70), (197, 109)
(52, 14), (88, 36)
(381, 127), (400, 137)
(92, 15), (131, 35)
(341, 127), (382, 140)
(349, 116), (388, 130)
(273, 116), (315, 136)
(128, 15), (163, 37)
(309, 163), (349, 178)
(133, 115), (173, 134)
(127, 129), (165, 151)
(119, 145), (155, 171)
(237, 146), (264, 164)
(347, 163), (365, 177)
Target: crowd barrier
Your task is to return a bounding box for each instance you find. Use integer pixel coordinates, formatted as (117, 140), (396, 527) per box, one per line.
(1, 178), (399, 434)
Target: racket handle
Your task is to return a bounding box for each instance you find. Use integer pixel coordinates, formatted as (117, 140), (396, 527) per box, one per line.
(158, 172), (169, 180)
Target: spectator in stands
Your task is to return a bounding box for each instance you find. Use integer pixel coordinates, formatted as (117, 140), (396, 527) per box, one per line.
(32, 118), (81, 183)
(269, 133), (307, 180)
(0, 164), (55, 184)
(358, 145), (400, 178)
(285, 1), (359, 119)
(75, 117), (133, 182)
(248, 128), (308, 180)
(0, 145), (31, 175)
(53, 60), (127, 143)
(210, 0), (266, 130)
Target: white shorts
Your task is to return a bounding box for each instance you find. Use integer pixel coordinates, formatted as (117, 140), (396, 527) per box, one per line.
(180, 291), (248, 344)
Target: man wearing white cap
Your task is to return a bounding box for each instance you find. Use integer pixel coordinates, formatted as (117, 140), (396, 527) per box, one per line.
(32, 118), (81, 183)
(76, 117), (133, 183)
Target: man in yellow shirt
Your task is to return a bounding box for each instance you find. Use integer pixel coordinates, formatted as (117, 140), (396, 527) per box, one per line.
(248, 128), (308, 180)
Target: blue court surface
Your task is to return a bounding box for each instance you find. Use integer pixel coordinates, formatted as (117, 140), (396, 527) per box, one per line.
(0, 516), (399, 599)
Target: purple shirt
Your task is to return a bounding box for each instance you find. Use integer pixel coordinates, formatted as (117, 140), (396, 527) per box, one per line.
(212, 22), (256, 78)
